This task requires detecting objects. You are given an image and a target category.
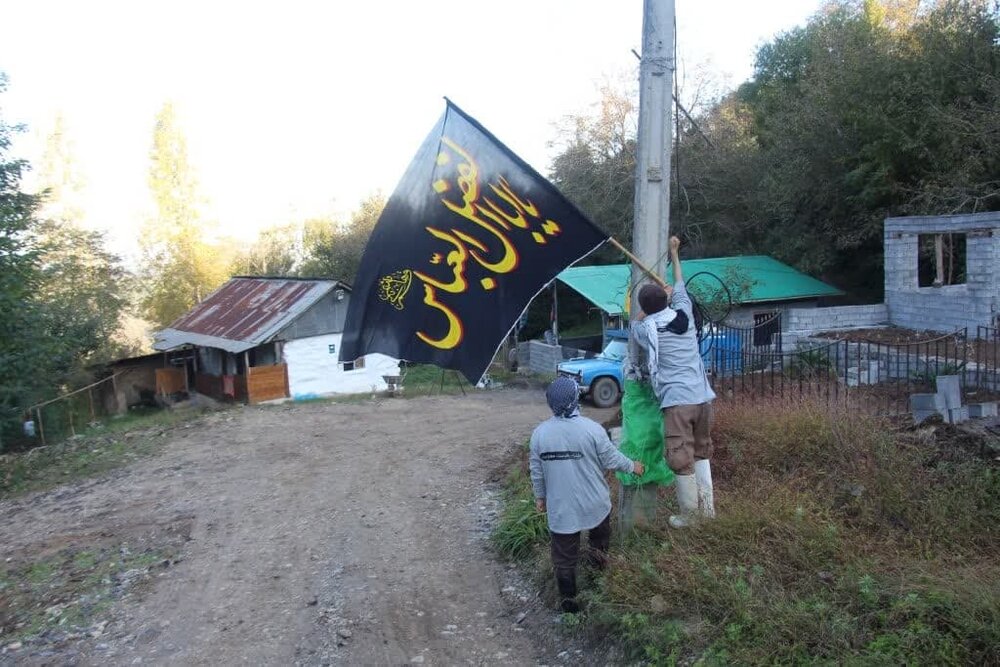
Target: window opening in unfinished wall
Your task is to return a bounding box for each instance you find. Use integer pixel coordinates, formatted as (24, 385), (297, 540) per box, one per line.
(917, 233), (966, 287)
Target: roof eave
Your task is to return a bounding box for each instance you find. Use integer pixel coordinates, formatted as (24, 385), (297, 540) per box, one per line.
(152, 328), (259, 354)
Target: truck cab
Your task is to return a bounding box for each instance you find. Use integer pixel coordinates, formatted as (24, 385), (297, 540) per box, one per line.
(556, 331), (627, 408)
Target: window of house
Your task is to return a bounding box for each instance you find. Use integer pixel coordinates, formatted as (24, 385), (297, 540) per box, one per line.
(918, 234), (967, 287)
(342, 357), (366, 372)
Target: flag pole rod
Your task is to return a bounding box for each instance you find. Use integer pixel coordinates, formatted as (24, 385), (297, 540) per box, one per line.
(608, 237), (668, 288)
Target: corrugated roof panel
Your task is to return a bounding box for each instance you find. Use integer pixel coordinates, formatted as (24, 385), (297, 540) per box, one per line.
(558, 256), (843, 315)
(159, 277), (340, 347)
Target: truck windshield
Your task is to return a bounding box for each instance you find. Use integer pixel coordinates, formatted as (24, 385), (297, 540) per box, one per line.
(601, 340), (627, 361)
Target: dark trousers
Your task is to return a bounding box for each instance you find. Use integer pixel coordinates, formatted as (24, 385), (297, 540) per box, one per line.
(549, 513), (612, 599)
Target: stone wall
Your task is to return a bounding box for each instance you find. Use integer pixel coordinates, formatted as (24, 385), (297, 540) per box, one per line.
(720, 302), (886, 334)
(723, 303), (815, 329)
(783, 304), (889, 334)
(884, 212), (1000, 332)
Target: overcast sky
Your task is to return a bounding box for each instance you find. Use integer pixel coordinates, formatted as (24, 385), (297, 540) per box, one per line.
(1, 0), (823, 259)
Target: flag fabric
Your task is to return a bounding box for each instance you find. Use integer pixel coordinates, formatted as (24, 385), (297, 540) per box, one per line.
(339, 100), (609, 383)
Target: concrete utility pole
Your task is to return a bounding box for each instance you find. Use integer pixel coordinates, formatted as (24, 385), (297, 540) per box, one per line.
(621, 0), (675, 532)
(631, 0), (675, 291)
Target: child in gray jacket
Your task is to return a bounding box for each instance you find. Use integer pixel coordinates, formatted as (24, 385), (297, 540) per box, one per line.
(530, 376), (645, 613)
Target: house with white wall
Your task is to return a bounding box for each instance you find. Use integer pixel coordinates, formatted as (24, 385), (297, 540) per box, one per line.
(152, 276), (399, 403)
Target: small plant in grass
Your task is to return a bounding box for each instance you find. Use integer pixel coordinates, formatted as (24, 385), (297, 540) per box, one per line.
(492, 462), (548, 560)
(910, 361), (967, 385)
(558, 611), (582, 631)
(787, 346), (835, 380)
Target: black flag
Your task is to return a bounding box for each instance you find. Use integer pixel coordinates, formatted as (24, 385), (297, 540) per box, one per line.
(339, 100), (609, 383)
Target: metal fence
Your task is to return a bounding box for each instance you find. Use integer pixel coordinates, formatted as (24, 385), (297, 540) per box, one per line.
(2, 373), (121, 451)
(704, 322), (1000, 417)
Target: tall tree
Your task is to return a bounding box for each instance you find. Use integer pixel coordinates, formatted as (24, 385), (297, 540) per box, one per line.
(33, 115), (132, 365)
(549, 84), (637, 263)
(0, 74), (48, 438)
(139, 102), (226, 326)
(230, 223), (302, 277)
(299, 193), (386, 282)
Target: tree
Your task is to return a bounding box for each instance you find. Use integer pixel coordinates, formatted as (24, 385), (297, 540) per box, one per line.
(547, 2), (1000, 302)
(549, 83), (638, 263)
(33, 115), (132, 365)
(0, 74), (49, 438)
(300, 193), (386, 282)
(139, 102), (227, 327)
(34, 220), (131, 365)
(729, 0), (1000, 297)
(1, 76), (143, 447)
(36, 113), (86, 222)
(230, 223), (302, 277)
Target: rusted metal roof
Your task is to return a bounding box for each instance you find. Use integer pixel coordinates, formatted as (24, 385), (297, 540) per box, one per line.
(152, 277), (343, 352)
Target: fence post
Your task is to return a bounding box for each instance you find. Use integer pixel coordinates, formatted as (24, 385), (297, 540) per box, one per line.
(36, 407), (46, 446)
(977, 326), (982, 390)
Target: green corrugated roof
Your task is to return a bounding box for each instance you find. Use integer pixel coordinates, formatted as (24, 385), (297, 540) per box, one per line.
(557, 256), (843, 315)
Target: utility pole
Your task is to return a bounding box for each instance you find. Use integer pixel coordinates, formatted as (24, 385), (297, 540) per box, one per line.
(621, 0), (675, 533)
(631, 0), (675, 291)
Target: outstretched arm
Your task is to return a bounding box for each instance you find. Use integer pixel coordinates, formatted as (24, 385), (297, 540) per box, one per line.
(595, 427), (645, 476)
(670, 236), (683, 285)
(668, 236), (692, 313)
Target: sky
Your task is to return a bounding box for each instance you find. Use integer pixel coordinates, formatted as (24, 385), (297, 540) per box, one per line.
(1, 0), (823, 261)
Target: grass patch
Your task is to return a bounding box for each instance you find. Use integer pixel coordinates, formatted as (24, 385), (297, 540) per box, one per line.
(401, 363), (477, 396)
(499, 398), (1000, 664)
(0, 407), (206, 498)
(0, 544), (176, 644)
(492, 454), (549, 561)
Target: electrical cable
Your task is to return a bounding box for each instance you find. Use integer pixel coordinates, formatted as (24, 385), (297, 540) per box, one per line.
(684, 270), (734, 357)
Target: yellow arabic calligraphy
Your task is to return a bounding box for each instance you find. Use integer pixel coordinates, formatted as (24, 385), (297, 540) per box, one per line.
(407, 137), (565, 351)
(412, 227), (475, 293)
(415, 284), (464, 349)
(436, 138), (520, 274)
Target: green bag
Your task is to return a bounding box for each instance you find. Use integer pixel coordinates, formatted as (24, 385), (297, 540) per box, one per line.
(616, 379), (674, 487)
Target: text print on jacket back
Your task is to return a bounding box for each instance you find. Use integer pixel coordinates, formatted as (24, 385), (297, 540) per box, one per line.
(540, 451), (585, 461)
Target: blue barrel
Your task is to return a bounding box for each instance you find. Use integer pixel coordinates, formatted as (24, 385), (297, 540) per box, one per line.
(701, 333), (742, 376)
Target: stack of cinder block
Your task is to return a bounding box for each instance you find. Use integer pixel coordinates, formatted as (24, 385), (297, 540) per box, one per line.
(910, 375), (999, 424)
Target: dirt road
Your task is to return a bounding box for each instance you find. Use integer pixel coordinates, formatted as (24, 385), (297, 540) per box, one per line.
(1, 390), (614, 666)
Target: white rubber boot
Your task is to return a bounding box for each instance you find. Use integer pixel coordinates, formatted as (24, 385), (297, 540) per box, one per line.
(694, 459), (716, 519)
(668, 474), (699, 528)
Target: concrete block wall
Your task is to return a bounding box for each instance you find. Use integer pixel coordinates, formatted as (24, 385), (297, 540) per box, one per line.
(885, 212), (1000, 332)
(784, 304), (889, 334)
(517, 341), (590, 376)
(720, 303), (887, 335)
(522, 341), (563, 375)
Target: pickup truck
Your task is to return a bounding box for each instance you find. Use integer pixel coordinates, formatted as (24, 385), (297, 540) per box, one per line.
(557, 329), (733, 408)
(556, 331), (628, 408)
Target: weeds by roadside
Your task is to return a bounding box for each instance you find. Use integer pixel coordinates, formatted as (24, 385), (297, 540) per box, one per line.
(494, 398), (1000, 665)
(0, 407), (208, 498)
(492, 453), (548, 561)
